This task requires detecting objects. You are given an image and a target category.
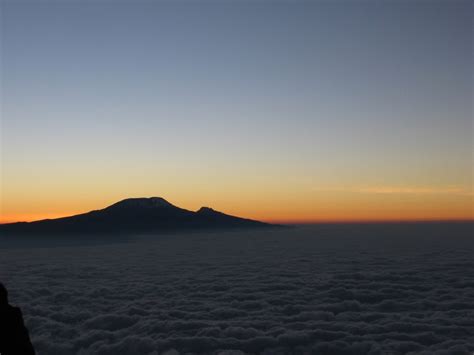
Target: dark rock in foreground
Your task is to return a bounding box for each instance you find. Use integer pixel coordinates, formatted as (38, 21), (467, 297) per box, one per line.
(0, 197), (280, 236)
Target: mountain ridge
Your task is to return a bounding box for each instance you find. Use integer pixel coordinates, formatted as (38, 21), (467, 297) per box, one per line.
(0, 197), (279, 236)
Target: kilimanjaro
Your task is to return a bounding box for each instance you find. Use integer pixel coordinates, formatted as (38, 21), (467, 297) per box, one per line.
(0, 197), (279, 236)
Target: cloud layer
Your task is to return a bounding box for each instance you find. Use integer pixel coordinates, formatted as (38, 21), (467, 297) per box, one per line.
(1, 224), (473, 354)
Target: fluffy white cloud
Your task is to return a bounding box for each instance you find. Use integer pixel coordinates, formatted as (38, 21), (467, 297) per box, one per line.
(0, 224), (473, 354)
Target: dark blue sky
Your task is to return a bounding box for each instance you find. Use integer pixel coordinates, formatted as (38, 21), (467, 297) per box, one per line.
(1, 0), (472, 222)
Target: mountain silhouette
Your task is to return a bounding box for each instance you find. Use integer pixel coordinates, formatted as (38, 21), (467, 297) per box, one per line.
(0, 197), (278, 236)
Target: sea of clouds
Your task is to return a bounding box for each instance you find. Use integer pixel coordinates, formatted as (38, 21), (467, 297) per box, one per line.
(1, 223), (473, 354)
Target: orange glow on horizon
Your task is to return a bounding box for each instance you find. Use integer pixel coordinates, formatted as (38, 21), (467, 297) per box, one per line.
(1, 181), (472, 225)
(1, 193), (472, 225)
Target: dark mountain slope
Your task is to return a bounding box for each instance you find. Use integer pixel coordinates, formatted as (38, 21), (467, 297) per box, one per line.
(0, 197), (277, 236)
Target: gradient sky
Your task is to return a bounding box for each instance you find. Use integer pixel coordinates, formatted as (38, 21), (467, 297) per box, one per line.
(1, 0), (472, 223)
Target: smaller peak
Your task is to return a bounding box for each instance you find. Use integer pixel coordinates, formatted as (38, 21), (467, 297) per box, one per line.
(197, 206), (215, 213)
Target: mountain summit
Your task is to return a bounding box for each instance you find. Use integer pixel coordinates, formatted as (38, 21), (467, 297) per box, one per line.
(0, 197), (277, 236)
(106, 197), (175, 209)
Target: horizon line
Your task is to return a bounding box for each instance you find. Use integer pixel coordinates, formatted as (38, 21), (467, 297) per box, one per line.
(1, 215), (473, 226)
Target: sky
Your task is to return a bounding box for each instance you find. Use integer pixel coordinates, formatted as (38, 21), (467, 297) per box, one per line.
(0, 0), (472, 223)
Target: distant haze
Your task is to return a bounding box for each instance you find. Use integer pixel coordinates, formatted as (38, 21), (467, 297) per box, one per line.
(1, 0), (472, 223)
